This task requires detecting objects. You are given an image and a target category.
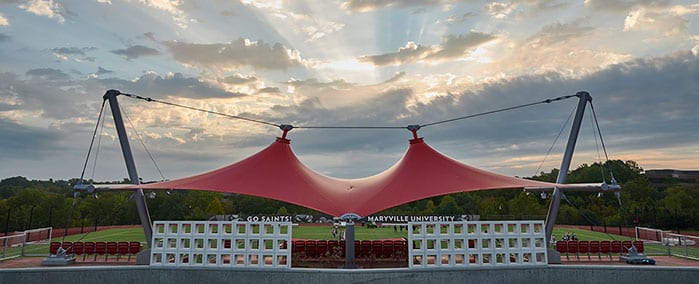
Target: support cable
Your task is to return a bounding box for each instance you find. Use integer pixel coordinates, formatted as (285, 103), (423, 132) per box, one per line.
(121, 91), (578, 131)
(120, 92), (280, 128)
(78, 99), (107, 184)
(121, 106), (166, 181)
(533, 106), (576, 177)
(420, 94), (578, 128)
(589, 105), (607, 184)
(89, 108), (106, 183)
(589, 102), (616, 183)
(294, 126), (405, 129)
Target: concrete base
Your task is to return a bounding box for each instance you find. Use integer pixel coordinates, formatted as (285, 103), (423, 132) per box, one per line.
(2, 265), (698, 284)
(40, 256), (75, 266)
(136, 249), (150, 265)
(548, 248), (562, 264)
(619, 253), (655, 265)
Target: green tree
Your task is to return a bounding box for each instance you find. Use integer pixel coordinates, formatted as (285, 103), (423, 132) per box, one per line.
(434, 195), (464, 215)
(276, 206), (289, 216)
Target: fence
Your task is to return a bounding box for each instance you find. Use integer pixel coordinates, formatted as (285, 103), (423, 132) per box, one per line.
(408, 221), (547, 268)
(635, 226), (699, 260)
(150, 221), (292, 268)
(0, 227), (53, 260)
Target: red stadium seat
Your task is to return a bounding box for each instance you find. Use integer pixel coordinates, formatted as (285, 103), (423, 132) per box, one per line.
(106, 242), (118, 260)
(117, 242), (129, 261)
(555, 241), (568, 259)
(305, 240), (317, 258)
(382, 240), (394, 258)
(567, 241), (579, 260)
(49, 242), (61, 255)
(600, 241), (612, 259)
(293, 240), (305, 257)
(394, 240), (407, 259)
(360, 241), (372, 258)
(72, 242), (85, 257)
(338, 240), (346, 257)
(372, 240), (383, 258)
(611, 241), (622, 254)
(317, 240), (328, 257)
(632, 240), (644, 253)
(128, 242), (141, 261)
(83, 242), (96, 261)
(61, 242), (73, 255)
(588, 241), (601, 259)
(621, 241), (632, 253)
(95, 242), (107, 261)
(578, 241), (589, 260)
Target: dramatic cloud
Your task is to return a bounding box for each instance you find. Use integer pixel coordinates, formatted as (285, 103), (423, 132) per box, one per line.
(359, 32), (496, 66)
(17, 0), (65, 23)
(486, 2), (517, 19)
(443, 12), (477, 24)
(0, 118), (62, 159)
(51, 46), (97, 62)
(97, 71), (243, 100)
(624, 7), (695, 36)
(96, 66), (112, 75)
(163, 38), (304, 71)
(218, 74), (258, 85)
(486, 0), (569, 19)
(584, 0), (672, 12)
(111, 45), (161, 60)
(137, 0), (192, 29)
(1, 0), (697, 180)
(484, 19), (628, 77)
(340, 0), (458, 13)
(25, 68), (69, 80)
(427, 33), (497, 60)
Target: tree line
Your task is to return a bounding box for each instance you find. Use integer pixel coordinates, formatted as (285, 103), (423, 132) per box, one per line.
(1, 159), (697, 234)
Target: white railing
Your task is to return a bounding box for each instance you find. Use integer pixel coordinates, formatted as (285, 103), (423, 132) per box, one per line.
(408, 221), (547, 268)
(150, 221), (292, 268)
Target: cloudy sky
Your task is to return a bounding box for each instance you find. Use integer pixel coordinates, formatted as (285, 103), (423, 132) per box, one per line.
(1, 0), (697, 183)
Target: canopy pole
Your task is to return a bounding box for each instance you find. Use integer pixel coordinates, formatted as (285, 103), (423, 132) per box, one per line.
(104, 89), (153, 249)
(544, 91), (591, 247)
(339, 213), (361, 268)
(344, 221), (356, 268)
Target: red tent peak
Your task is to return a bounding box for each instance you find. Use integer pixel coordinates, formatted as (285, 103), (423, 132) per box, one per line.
(410, 137), (424, 144)
(275, 137), (290, 144)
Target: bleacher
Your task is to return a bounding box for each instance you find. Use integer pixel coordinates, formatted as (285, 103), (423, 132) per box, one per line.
(555, 240), (644, 260)
(291, 239), (408, 260)
(49, 241), (142, 262)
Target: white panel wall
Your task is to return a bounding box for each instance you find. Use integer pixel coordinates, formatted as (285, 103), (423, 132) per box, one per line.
(408, 221), (547, 268)
(150, 221), (291, 268)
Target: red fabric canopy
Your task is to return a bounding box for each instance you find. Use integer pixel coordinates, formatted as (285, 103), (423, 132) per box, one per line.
(137, 137), (558, 217)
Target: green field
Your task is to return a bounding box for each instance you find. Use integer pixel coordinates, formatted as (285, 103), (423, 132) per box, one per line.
(3, 225), (698, 260)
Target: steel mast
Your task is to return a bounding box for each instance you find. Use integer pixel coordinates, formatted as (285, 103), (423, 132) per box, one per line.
(104, 89), (153, 249)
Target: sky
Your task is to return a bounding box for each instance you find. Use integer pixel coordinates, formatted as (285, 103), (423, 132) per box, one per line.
(0, 0), (698, 183)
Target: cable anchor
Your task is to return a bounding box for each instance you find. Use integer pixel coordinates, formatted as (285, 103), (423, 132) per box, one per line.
(279, 124), (293, 139)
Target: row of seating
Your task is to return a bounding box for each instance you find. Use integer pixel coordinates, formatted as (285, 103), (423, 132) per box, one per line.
(292, 240), (408, 259)
(50, 241), (142, 261)
(555, 240), (644, 260)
